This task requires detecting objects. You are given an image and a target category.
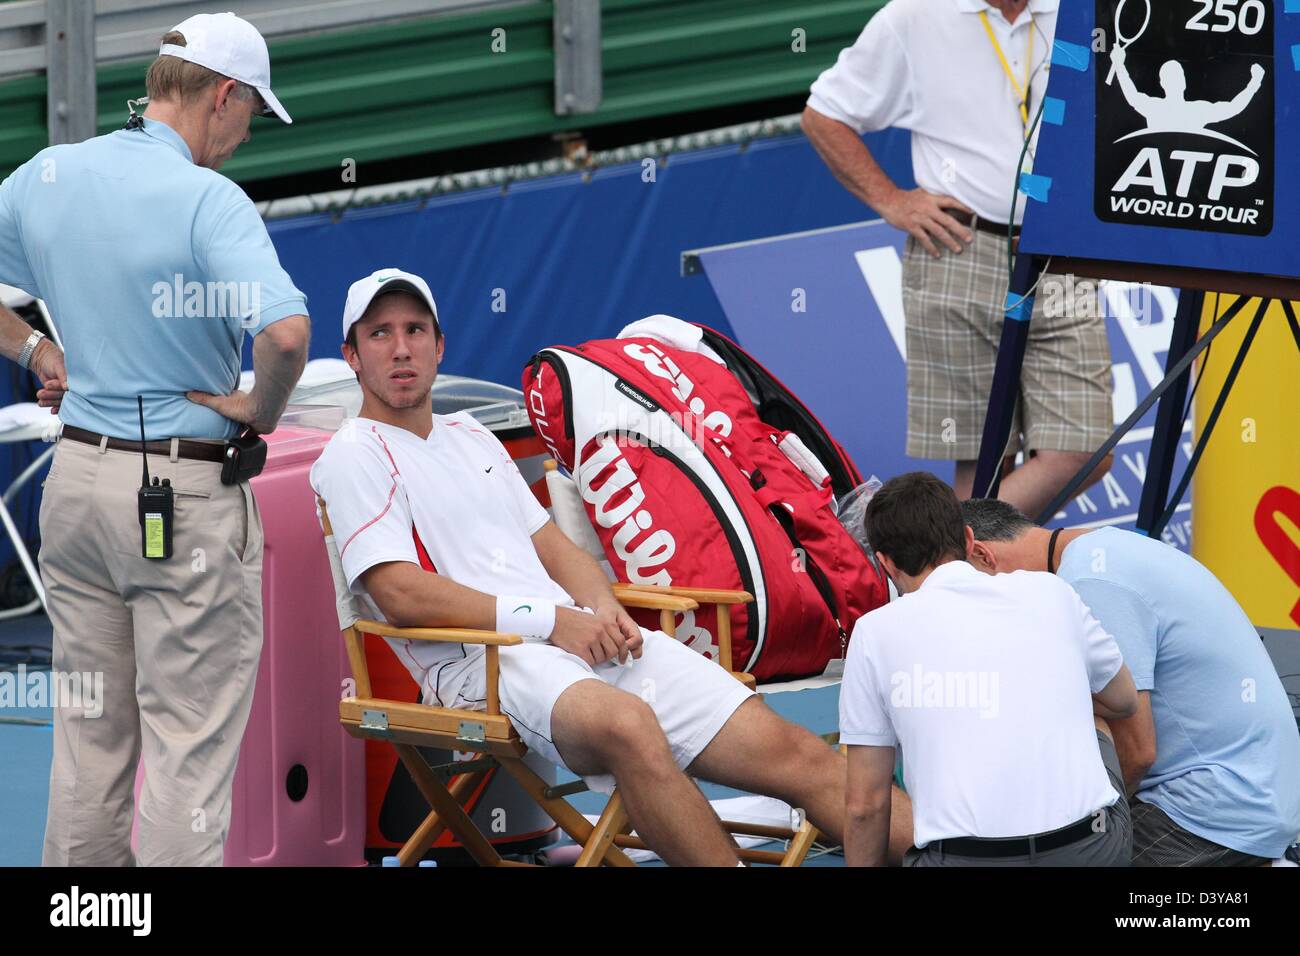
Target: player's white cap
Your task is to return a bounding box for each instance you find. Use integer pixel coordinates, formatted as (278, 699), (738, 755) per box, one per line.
(159, 12), (292, 124)
(342, 269), (441, 341)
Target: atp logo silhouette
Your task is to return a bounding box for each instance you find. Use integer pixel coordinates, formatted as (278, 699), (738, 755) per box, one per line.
(1110, 47), (1264, 153)
(1094, 0), (1273, 236)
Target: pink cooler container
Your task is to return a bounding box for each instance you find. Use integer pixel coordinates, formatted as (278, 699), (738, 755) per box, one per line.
(133, 408), (365, 865)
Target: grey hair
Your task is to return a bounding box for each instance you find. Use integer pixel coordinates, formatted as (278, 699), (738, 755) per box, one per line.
(960, 498), (1035, 542)
(231, 82), (264, 112)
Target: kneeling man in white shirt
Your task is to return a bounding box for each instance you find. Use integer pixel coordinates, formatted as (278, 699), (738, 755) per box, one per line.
(840, 472), (1137, 866)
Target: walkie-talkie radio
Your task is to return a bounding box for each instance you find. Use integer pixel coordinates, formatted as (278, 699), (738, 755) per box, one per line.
(137, 397), (174, 560)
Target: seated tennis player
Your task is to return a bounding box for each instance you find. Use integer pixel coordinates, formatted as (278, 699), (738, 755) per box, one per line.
(310, 268), (913, 866)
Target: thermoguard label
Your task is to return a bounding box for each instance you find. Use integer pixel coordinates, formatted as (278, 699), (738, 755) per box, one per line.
(615, 378), (660, 412)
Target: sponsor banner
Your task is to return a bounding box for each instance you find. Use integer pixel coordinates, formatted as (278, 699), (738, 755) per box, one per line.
(1192, 295), (1300, 629)
(1020, 0), (1300, 277)
(1095, 0), (1274, 236)
(692, 221), (1194, 551)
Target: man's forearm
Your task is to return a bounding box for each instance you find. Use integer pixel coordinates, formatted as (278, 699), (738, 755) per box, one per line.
(844, 807), (890, 866)
(1109, 720), (1154, 796)
(248, 315), (309, 432)
(1114, 742), (1150, 796)
(1092, 698), (1130, 721)
(365, 563), (498, 631)
(545, 541), (617, 611)
(801, 107), (899, 210)
(0, 303), (35, 364)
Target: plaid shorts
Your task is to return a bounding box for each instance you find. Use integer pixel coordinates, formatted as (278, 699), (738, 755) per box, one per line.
(1130, 800), (1271, 867)
(902, 232), (1114, 460)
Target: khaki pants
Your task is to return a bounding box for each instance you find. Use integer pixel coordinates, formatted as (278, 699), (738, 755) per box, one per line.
(38, 436), (263, 866)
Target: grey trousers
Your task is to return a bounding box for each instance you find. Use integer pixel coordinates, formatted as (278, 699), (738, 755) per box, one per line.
(39, 436), (263, 866)
(1130, 801), (1271, 867)
(904, 730), (1133, 867)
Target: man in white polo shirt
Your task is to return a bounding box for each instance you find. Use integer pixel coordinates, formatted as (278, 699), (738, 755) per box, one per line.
(802, 0), (1114, 516)
(311, 268), (916, 866)
(840, 472), (1137, 866)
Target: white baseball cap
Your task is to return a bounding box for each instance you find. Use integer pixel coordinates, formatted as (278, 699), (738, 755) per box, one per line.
(342, 269), (441, 341)
(159, 12), (292, 124)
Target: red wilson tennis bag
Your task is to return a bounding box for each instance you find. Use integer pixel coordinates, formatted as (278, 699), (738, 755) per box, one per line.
(522, 319), (887, 680)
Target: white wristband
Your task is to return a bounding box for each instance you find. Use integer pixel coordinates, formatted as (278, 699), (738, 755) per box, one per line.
(496, 596), (556, 641)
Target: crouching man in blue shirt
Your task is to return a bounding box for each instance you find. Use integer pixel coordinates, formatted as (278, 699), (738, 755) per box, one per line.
(963, 499), (1300, 866)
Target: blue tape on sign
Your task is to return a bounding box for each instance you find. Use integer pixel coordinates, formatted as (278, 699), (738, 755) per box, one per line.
(1042, 96), (1066, 126)
(1286, 0), (1300, 13)
(1018, 172), (1052, 202)
(1293, 44), (1300, 71)
(1003, 290), (1033, 322)
(1051, 39), (1091, 71)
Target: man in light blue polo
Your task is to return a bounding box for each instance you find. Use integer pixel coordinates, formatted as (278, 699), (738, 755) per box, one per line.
(963, 499), (1300, 866)
(0, 12), (310, 866)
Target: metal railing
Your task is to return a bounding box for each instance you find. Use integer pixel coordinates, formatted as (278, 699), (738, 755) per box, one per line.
(1, 0), (601, 146)
(254, 112), (804, 221)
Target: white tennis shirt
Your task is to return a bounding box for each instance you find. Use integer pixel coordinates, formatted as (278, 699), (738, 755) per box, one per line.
(310, 412), (571, 703)
(839, 559), (1123, 848)
(807, 0), (1059, 224)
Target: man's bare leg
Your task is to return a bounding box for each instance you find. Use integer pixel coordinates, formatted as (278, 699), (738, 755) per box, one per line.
(549, 679), (738, 866)
(687, 697), (914, 865)
(953, 457), (1015, 500)
(955, 451), (1113, 515)
(995, 450), (1113, 516)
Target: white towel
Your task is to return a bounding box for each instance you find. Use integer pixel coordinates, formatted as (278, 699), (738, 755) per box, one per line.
(574, 795), (806, 864)
(0, 402), (60, 442)
(617, 315), (727, 366)
(0, 284), (36, 309)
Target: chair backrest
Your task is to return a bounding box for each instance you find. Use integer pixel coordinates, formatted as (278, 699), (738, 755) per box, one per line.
(317, 497), (363, 632)
(544, 460), (613, 576)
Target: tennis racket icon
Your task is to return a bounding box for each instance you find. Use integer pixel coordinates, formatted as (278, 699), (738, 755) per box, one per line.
(1105, 0), (1151, 85)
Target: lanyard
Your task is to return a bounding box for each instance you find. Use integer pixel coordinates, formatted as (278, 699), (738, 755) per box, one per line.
(1047, 527), (1064, 574)
(978, 9), (1033, 130)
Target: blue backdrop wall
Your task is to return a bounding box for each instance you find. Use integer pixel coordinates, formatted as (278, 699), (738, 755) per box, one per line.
(0, 129), (915, 569)
(265, 128), (914, 384)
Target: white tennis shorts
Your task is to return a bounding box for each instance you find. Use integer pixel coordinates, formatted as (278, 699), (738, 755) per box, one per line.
(435, 628), (754, 792)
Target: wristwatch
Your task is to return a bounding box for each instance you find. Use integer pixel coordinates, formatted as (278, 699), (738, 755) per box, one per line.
(17, 329), (46, 370)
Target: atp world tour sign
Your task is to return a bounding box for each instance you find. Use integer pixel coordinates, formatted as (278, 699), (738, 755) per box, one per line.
(1098, 0), (1272, 234)
(1020, 0), (1298, 275)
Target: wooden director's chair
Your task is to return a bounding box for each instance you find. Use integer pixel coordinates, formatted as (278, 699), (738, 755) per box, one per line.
(319, 497), (819, 866)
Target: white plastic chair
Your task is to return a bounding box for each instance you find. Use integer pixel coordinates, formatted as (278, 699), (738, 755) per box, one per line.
(0, 285), (62, 618)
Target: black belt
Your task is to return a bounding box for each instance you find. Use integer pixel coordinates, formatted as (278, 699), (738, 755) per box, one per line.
(962, 213), (1021, 239)
(61, 425), (227, 464)
(931, 809), (1103, 858)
